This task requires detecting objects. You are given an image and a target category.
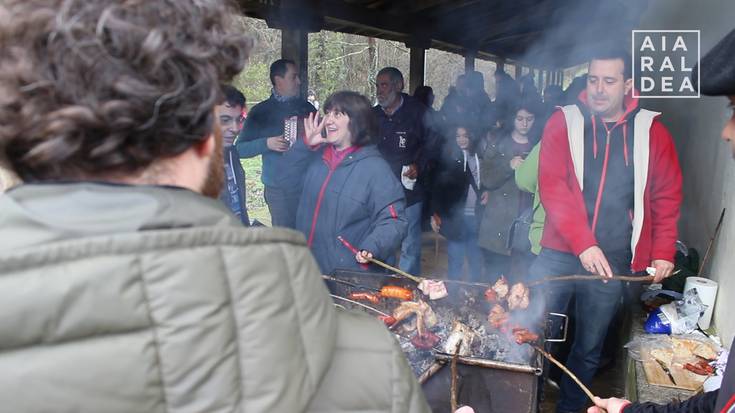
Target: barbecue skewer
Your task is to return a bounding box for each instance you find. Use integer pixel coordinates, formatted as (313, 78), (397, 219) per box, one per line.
(531, 344), (596, 403)
(418, 361), (446, 384)
(367, 257), (425, 283)
(337, 236), (424, 283)
(528, 274), (656, 287)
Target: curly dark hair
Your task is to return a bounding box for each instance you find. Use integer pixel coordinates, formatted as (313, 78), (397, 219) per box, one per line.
(0, 0), (251, 182)
(323, 91), (377, 147)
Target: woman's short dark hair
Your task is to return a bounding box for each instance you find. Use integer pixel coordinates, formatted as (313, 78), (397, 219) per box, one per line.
(0, 0), (251, 182)
(323, 91), (377, 147)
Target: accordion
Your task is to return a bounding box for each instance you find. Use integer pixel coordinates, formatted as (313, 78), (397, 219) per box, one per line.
(283, 115), (300, 148)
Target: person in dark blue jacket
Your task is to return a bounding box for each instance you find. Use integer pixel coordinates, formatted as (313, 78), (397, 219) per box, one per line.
(236, 59), (316, 229)
(296, 91), (407, 275)
(374, 67), (435, 275)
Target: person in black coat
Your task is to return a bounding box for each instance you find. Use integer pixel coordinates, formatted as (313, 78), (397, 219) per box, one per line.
(429, 123), (484, 280)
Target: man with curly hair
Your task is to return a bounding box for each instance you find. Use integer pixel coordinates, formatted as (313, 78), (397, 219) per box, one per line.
(0, 1), (430, 412)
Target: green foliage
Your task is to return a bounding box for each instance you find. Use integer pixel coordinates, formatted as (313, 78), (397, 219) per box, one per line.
(241, 156), (271, 225)
(233, 62), (272, 107)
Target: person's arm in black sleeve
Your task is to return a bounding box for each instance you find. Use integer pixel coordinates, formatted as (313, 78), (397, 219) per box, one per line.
(236, 107), (271, 158)
(590, 391), (718, 413)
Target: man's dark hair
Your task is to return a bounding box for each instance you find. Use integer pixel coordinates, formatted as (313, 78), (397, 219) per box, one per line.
(323, 91), (377, 147)
(589, 48), (632, 79)
(222, 85), (246, 108)
(0, 0), (251, 182)
(269, 59), (296, 86)
(377, 67), (404, 87)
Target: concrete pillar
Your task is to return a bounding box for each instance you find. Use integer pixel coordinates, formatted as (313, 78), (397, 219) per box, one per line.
(281, 29), (309, 98)
(409, 47), (426, 95)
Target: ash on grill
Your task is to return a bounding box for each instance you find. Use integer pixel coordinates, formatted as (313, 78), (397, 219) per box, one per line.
(326, 272), (540, 377)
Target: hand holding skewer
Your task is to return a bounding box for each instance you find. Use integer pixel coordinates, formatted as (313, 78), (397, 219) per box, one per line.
(588, 397), (629, 413)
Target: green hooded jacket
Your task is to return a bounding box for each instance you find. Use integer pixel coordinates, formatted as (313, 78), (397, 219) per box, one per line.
(514, 142), (546, 255)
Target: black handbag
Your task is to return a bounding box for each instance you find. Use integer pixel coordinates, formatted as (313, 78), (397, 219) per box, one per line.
(507, 206), (533, 252)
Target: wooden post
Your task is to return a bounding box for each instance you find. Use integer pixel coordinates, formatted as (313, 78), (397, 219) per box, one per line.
(464, 50), (477, 73)
(497, 59), (505, 74)
(535, 69), (544, 91)
(281, 29), (309, 98)
(409, 47), (426, 95)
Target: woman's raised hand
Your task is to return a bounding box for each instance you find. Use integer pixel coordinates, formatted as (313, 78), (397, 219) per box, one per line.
(303, 112), (327, 147)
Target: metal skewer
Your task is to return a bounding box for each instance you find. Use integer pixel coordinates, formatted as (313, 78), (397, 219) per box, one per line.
(322, 275), (381, 292)
(329, 294), (390, 316)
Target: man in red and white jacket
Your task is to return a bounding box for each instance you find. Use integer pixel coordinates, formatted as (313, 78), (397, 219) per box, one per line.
(531, 48), (683, 413)
(589, 26), (735, 413)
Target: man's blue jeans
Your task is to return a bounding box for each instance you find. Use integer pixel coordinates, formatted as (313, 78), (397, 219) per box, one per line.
(447, 215), (483, 281)
(529, 248), (630, 413)
(399, 202), (423, 275)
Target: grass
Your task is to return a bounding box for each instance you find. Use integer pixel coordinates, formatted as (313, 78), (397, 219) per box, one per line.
(241, 156), (271, 226)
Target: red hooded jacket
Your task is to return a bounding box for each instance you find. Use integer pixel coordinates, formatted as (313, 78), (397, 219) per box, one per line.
(538, 91), (682, 272)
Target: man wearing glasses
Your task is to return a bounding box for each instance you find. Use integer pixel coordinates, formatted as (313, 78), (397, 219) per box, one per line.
(218, 85), (250, 225)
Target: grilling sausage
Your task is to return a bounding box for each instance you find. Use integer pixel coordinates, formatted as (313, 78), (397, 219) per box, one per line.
(684, 360), (714, 375)
(348, 292), (380, 304)
(380, 285), (413, 301)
